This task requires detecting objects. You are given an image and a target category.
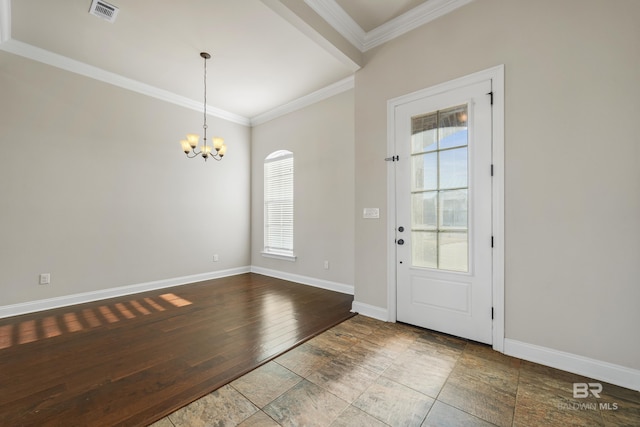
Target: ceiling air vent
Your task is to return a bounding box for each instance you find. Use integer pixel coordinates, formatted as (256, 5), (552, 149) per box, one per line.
(89, 0), (119, 23)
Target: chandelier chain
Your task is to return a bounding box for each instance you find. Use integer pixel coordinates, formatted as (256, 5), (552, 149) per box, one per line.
(203, 54), (208, 137)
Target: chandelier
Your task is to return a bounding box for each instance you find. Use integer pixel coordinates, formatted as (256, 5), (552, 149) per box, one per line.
(179, 52), (227, 161)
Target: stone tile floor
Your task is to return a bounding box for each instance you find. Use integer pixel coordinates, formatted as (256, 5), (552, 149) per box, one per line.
(150, 315), (640, 426)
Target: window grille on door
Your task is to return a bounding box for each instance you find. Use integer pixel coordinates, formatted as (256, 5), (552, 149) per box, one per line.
(410, 104), (469, 272)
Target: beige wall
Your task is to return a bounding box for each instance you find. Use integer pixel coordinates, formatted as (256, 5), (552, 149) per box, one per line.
(251, 91), (355, 288)
(1, 0), (638, 375)
(354, 0), (640, 370)
(0, 52), (251, 306)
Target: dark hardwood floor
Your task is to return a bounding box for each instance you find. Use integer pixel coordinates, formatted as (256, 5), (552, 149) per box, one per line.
(0, 273), (354, 426)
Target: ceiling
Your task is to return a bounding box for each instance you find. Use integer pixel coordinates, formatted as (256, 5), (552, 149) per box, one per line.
(336, 0), (429, 32)
(0, 0), (470, 125)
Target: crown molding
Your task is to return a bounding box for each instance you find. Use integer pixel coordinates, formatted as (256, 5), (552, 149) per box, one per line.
(306, 0), (473, 52)
(0, 38), (251, 126)
(0, 0), (10, 43)
(304, 0), (365, 51)
(250, 75), (354, 126)
(0, 0), (352, 128)
(0, 36), (354, 128)
(364, 0), (473, 51)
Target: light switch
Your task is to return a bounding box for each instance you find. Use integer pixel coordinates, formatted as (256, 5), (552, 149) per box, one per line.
(363, 208), (380, 219)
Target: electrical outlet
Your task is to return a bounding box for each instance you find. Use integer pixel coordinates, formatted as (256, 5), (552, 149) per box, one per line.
(39, 273), (50, 285)
(213, 254), (219, 262)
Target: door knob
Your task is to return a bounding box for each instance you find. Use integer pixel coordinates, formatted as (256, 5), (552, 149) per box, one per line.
(397, 239), (405, 245)
(398, 226), (405, 232)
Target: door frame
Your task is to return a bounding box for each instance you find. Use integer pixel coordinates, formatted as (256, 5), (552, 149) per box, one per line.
(386, 65), (505, 352)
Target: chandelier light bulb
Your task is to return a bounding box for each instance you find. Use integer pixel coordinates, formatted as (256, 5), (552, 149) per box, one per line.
(213, 137), (224, 151)
(180, 140), (191, 154)
(186, 134), (199, 148)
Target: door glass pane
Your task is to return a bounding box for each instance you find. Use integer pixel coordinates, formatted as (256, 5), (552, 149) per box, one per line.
(410, 103), (469, 272)
(412, 231), (437, 268)
(439, 190), (468, 230)
(411, 112), (438, 153)
(412, 153), (437, 191)
(438, 232), (468, 271)
(439, 105), (468, 150)
(412, 192), (437, 229)
(439, 147), (467, 189)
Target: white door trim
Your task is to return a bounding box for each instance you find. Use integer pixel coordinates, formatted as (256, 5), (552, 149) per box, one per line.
(386, 65), (505, 352)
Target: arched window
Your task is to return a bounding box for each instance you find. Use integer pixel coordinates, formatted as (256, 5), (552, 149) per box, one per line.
(263, 150), (295, 260)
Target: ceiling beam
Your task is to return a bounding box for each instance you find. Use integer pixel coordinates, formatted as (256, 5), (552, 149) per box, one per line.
(306, 0), (474, 52)
(260, 0), (362, 71)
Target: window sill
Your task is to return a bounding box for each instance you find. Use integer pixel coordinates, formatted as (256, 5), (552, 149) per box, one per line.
(261, 251), (297, 262)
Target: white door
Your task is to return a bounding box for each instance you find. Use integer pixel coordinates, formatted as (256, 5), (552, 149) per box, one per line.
(395, 80), (493, 344)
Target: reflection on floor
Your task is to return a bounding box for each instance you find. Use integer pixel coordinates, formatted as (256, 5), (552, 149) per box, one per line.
(0, 293), (191, 350)
(150, 315), (639, 427)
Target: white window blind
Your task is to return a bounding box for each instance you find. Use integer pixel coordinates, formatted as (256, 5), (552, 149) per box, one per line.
(264, 150), (294, 257)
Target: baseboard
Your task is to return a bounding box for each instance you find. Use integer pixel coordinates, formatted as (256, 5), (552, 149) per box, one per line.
(345, 306), (640, 392)
(249, 266), (354, 295)
(351, 301), (388, 321)
(0, 266), (251, 319)
(11, 270), (636, 393)
(504, 338), (640, 392)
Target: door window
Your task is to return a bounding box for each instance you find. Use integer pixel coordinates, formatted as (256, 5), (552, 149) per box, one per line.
(410, 105), (469, 272)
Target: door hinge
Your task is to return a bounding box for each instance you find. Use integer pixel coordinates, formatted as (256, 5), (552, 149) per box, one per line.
(487, 91), (493, 105)
(491, 164), (494, 176)
(385, 155), (399, 162)
(491, 307), (494, 320)
(491, 236), (494, 248)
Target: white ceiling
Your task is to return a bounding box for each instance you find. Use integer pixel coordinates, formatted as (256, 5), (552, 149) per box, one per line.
(0, 0), (470, 125)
